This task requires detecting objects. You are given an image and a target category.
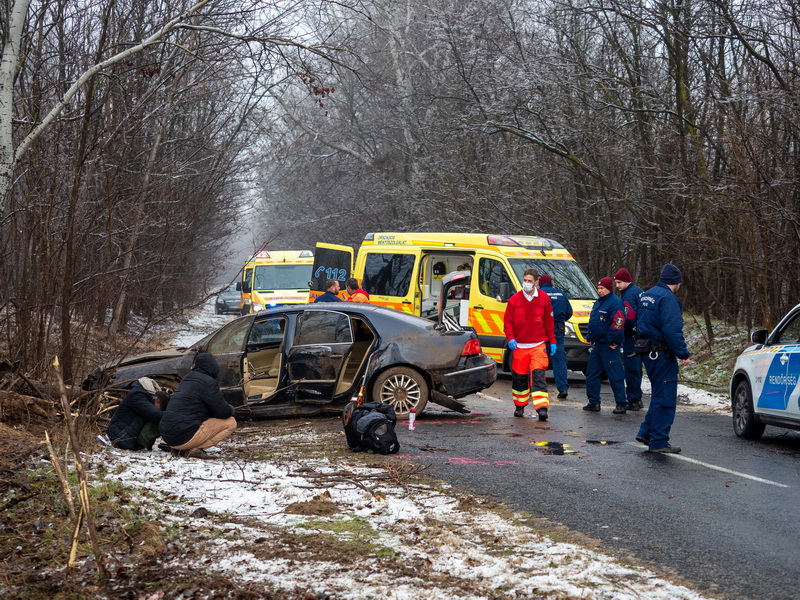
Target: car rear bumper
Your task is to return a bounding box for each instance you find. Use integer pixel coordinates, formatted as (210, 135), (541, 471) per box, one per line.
(437, 354), (497, 399)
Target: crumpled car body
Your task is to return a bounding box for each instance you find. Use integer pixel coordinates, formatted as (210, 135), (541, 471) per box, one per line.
(83, 303), (497, 419)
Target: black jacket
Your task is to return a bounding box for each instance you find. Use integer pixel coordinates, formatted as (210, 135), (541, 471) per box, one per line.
(159, 352), (234, 446)
(108, 380), (163, 450)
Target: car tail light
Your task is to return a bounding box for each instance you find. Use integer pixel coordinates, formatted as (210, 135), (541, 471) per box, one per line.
(461, 338), (482, 356)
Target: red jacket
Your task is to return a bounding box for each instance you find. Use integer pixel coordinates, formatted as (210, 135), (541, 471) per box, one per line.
(347, 288), (370, 303)
(504, 290), (556, 345)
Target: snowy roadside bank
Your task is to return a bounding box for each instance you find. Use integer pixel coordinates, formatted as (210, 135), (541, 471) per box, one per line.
(90, 424), (714, 600)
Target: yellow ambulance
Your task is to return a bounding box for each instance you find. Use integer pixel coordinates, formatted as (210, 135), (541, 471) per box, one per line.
(239, 250), (314, 314)
(310, 233), (597, 373)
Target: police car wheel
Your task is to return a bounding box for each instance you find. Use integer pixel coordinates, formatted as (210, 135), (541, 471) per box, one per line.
(372, 366), (429, 418)
(732, 380), (766, 440)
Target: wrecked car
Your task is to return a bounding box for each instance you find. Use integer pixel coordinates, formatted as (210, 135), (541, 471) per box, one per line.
(83, 302), (497, 419)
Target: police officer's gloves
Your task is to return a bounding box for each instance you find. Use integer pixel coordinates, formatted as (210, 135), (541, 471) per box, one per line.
(550, 343), (557, 356)
(507, 339), (518, 351)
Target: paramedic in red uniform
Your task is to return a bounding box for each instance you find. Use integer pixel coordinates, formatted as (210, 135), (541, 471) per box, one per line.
(504, 268), (557, 421)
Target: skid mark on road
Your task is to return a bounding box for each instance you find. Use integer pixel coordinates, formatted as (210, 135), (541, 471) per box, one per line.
(626, 442), (790, 488)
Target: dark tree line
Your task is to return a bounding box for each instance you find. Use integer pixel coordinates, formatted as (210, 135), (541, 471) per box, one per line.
(2, 0), (799, 383)
(257, 0), (800, 338)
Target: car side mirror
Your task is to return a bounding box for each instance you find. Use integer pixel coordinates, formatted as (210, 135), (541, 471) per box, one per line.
(235, 282), (242, 291)
(241, 281), (251, 294)
(496, 282), (512, 302)
(751, 329), (768, 345)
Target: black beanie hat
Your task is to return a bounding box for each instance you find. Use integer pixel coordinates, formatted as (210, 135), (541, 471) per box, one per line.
(659, 264), (683, 284)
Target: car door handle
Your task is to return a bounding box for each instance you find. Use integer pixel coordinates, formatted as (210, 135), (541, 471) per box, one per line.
(402, 300), (413, 304)
(473, 305), (484, 310)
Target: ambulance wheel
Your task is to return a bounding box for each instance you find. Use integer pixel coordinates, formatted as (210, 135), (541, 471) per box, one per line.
(372, 367), (428, 418)
(733, 380), (765, 440)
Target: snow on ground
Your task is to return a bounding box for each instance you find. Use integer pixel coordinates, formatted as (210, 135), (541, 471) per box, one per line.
(92, 430), (713, 600)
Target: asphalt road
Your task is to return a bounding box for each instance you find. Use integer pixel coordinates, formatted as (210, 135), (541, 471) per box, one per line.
(381, 375), (800, 600)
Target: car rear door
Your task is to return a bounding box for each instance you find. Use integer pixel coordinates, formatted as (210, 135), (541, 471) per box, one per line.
(310, 244), (353, 301)
(287, 309), (353, 402)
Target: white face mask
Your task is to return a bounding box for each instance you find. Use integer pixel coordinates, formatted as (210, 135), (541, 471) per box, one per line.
(522, 282), (535, 293)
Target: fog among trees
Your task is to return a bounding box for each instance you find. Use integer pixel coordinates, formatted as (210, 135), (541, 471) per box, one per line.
(1, 0), (799, 381)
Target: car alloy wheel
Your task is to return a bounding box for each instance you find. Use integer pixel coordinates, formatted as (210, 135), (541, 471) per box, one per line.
(732, 380), (766, 440)
(372, 366), (429, 417)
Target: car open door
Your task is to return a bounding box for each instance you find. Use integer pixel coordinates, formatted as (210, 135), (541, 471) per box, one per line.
(287, 309), (353, 402)
(242, 316), (288, 406)
(309, 243), (353, 302)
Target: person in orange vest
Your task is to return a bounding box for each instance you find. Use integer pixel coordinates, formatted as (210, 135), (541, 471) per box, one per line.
(345, 278), (370, 303)
(503, 268), (557, 420)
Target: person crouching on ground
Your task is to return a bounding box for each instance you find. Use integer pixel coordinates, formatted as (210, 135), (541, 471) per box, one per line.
(159, 352), (237, 460)
(108, 376), (166, 450)
(503, 268), (557, 421)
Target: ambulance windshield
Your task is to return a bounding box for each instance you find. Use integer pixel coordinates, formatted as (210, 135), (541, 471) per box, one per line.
(509, 259), (597, 300)
(253, 264), (313, 291)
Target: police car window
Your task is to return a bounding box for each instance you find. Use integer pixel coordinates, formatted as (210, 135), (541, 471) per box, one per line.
(776, 314), (800, 345)
(478, 258), (510, 298)
(508, 259), (597, 300)
(295, 311), (353, 345)
(362, 253), (415, 297)
(205, 317), (251, 354)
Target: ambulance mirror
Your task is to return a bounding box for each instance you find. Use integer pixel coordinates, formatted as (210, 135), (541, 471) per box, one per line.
(497, 282), (511, 302)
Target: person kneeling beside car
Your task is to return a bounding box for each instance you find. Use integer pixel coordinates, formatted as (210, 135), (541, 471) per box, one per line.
(159, 352), (237, 460)
(108, 377), (168, 451)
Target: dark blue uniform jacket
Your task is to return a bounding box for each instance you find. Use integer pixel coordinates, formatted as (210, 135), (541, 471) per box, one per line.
(619, 283), (643, 337)
(587, 293), (625, 346)
(159, 352), (234, 447)
(539, 283), (573, 327)
(636, 283), (690, 359)
(314, 291), (342, 302)
(107, 380), (163, 450)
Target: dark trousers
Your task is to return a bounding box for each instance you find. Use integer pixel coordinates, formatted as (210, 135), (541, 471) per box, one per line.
(585, 343), (626, 406)
(637, 353), (679, 450)
(622, 336), (643, 403)
(552, 329), (569, 393)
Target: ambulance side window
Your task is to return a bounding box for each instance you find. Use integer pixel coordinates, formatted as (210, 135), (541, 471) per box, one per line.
(362, 253), (415, 297)
(478, 258), (511, 298)
(776, 314), (800, 345)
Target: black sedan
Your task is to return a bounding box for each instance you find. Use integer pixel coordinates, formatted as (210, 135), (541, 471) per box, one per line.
(215, 286), (241, 315)
(83, 303), (497, 419)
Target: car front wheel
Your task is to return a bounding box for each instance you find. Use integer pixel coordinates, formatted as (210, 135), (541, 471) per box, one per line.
(372, 366), (429, 417)
(733, 380), (766, 439)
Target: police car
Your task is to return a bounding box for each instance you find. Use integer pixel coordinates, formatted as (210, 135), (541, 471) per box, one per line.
(730, 303), (800, 439)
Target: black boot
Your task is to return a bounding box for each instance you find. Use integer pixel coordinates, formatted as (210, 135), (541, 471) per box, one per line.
(514, 406), (524, 417)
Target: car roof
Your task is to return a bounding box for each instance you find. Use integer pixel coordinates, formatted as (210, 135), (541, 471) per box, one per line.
(254, 302), (438, 330)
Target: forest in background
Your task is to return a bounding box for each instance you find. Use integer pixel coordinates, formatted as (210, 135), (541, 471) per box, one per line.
(1, 0), (798, 382)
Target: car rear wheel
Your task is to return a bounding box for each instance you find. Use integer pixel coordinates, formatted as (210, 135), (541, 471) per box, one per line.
(372, 366), (428, 417)
(733, 380), (766, 440)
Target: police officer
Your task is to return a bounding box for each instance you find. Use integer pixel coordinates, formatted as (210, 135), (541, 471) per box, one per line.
(635, 264), (691, 453)
(583, 277), (627, 413)
(538, 274), (573, 399)
(614, 268), (644, 411)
